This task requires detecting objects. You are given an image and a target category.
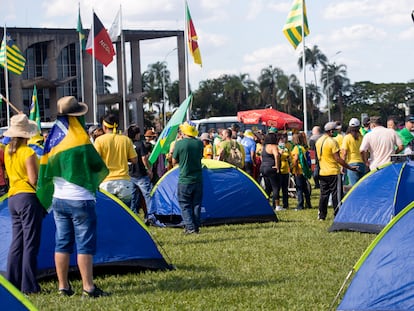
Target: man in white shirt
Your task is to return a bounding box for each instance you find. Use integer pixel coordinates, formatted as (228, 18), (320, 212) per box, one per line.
(360, 116), (403, 171)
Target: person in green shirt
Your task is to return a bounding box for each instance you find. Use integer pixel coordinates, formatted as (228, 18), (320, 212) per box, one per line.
(397, 115), (414, 154)
(172, 121), (204, 234)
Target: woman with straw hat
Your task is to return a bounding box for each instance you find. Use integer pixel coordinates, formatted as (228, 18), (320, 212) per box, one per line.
(4, 113), (44, 294)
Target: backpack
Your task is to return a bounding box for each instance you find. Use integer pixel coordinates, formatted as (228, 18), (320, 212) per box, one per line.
(226, 141), (243, 168)
(297, 145), (312, 179)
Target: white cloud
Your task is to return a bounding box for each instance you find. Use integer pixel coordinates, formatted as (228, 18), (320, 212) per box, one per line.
(246, 0), (264, 21)
(200, 0), (230, 10)
(331, 24), (387, 43)
(267, 2), (291, 13)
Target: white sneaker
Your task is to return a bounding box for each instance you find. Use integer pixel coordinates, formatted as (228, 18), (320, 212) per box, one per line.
(275, 206), (286, 211)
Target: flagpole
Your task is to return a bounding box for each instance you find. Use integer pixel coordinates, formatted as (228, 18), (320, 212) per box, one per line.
(184, 1), (190, 120)
(3, 25), (10, 126)
(301, 0), (308, 135)
(120, 5), (128, 130)
(78, 3), (85, 102)
(92, 10), (97, 124)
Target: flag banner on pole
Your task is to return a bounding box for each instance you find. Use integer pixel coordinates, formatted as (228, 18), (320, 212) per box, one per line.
(37, 116), (109, 211)
(29, 85), (41, 131)
(185, 2), (202, 66)
(0, 32), (26, 75)
(85, 12), (116, 66)
(77, 8), (86, 50)
(149, 94), (193, 165)
(109, 9), (121, 42)
(282, 0), (310, 49)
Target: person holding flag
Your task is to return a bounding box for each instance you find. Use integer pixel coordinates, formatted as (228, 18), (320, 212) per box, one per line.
(37, 96), (110, 297)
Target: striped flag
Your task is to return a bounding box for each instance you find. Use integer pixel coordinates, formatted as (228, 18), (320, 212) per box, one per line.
(149, 94), (193, 164)
(0, 32), (26, 75)
(37, 116), (109, 210)
(77, 7), (86, 50)
(29, 85), (41, 131)
(282, 0), (310, 49)
(85, 12), (116, 66)
(185, 2), (202, 66)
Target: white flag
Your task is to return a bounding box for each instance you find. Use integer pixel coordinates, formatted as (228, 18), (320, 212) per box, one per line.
(108, 9), (121, 42)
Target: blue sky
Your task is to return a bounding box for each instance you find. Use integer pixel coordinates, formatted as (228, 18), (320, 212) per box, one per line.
(3, 0), (414, 93)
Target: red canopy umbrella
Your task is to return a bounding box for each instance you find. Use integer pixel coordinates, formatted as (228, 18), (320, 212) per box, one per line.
(237, 108), (303, 130)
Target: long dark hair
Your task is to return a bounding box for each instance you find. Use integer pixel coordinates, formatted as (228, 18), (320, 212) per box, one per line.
(346, 126), (360, 140)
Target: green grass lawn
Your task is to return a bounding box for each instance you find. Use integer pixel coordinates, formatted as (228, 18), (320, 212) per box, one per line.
(29, 188), (375, 311)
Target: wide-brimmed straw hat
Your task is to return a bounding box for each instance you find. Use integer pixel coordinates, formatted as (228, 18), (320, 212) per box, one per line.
(179, 121), (198, 137)
(3, 114), (38, 138)
(57, 96), (88, 116)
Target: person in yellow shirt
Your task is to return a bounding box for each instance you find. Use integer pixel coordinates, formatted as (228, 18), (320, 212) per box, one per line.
(199, 133), (213, 159)
(315, 122), (358, 220)
(341, 118), (366, 188)
(4, 114), (44, 294)
(94, 113), (137, 207)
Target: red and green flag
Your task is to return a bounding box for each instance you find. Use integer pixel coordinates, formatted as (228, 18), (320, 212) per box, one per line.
(37, 116), (109, 211)
(185, 2), (202, 66)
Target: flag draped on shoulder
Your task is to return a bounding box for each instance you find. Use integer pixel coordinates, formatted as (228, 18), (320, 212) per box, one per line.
(77, 7), (86, 50)
(282, 0), (309, 49)
(85, 12), (116, 66)
(185, 2), (202, 66)
(29, 85), (41, 131)
(149, 94), (193, 164)
(37, 116), (109, 210)
(0, 32), (26, 75)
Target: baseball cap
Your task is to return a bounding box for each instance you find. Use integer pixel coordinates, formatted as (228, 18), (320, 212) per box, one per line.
(348, 118), (360, 127)
(324, 121), (337, 131)
(406, 115), (414, 123)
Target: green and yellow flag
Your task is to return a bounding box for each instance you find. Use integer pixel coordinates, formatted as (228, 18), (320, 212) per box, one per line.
(29, 85), (41, 131)
(77, 7), (86, 50)
(37, 116), (108, 210)
(149, 94), (193, 165)
(0, 32), (26, 75)
(282, 0), (310, 49)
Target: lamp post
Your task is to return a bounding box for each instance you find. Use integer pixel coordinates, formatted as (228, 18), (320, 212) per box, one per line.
(162, 48), (178, 128)
(326, 51), (341, 122)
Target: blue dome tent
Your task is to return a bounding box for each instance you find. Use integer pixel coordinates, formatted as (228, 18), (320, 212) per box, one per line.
(151, 159), (277, 226)
(0, 190), (172, 279)
(0, 274), (37, 310)
(329, 161), (414, 233)
(334, 201), (414, 310)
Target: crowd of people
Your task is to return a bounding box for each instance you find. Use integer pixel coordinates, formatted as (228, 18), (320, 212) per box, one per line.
(2, 94), (414, 299)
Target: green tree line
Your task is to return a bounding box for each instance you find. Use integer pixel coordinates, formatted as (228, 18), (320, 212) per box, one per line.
(138, 45), (414, 129)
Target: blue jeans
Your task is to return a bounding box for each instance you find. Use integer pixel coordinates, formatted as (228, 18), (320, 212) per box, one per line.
(177, 182), (203, 231)
(347, 162), (366, 186)
(294, 174), (311, 209)
(53, 198), (97, 255)
(131, 176), (153, 215)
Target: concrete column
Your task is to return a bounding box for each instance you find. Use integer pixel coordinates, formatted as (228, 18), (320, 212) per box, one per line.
(130, 40), (144, 131)
(47, 41), (58, 119)
(177, 33), (186, 105)
(115, 41), (125, 129)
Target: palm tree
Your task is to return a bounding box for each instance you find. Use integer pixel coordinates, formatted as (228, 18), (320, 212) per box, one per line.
(258, 66), (286, 110)
(320, 63), (350, 122)
(141, 61), (171, 112)
(298, 45), (327, 89)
